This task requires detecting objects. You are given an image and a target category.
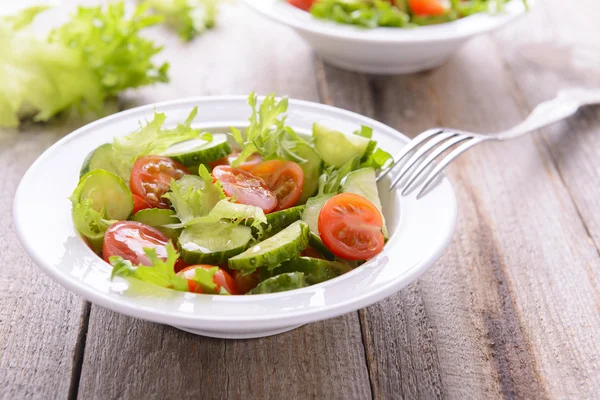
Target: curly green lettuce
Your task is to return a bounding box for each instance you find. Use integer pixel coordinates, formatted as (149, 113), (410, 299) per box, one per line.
(231, 93), (310, 166)
(0, 3), (168, 128)
(110, 242), (221, 293)
(145, 0), (218, 42)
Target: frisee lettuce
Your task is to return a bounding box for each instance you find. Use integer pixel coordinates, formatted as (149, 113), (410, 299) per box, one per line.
(145, 0), (218, 42)
(232, 93), (310, 166)
(70, 197), (115, 241)
(110, 242), (219, 293)
(113, 107), (200, 164)
(174, 199), (267, 229)
(318, 155), (361, 195)
(0, 3), (168, 128)
(163, 165), (226, 225)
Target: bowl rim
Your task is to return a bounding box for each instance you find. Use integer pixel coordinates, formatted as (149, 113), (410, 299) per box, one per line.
(242, 0), (532, 43)
(13, 96), (458, 331)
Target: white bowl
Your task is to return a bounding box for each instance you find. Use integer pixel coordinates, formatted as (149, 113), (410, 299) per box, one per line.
(13, 97), (457, 339)
(242, 0), (531, 74)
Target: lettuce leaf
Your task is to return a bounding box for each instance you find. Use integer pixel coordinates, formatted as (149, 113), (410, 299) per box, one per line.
(112, 107), (200, 164)
(163, 165), (226, 224)
(310, 0), (409, 29)
(110, 242), (218, 293)
(353, 125), (392, 169)
(174, 199), (267, 229)
(318, 155), (361, 195)
(145, 0), (218, 42)
(50, 2), (168, 97)
(0, 9), (103, 127)
(231, 93), (311, 166)
(70, 197), (115, 241)
(0, 3), (168, 128)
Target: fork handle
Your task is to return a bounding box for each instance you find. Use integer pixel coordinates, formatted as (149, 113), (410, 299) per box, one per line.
(497, 88), (600, 140)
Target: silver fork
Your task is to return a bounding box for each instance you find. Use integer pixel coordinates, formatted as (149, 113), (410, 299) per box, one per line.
(377, 88), (600, 199)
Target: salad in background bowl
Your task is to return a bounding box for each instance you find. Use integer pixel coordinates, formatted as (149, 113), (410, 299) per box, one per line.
(13, 95), (457, 338)
(243, 0), (532, 74)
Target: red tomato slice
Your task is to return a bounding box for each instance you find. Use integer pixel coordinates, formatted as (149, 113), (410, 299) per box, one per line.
(318, 193), (385, 261)
(231, 270), (260, 294)
(208, 151), (263, 172)
(212, 166), (278, 213)
(177, 265), (239, 295)
(132, 194), (153, 214)
(288, 0), (316, 11)
(250, 160), (304, 211)
(104, 221), (168, 265)
(130, 155), (189, 209)
(408, 0), (447, 16)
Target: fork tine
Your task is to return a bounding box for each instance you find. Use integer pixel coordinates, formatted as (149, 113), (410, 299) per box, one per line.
(400, 135), (470, 195)
(416, 137), (486, 199)
(389, 131), (457, 190)
(376, 128), (444, 182)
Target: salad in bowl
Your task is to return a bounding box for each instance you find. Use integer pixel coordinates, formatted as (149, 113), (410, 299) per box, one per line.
(71, 93), (393, 296)
(14, 95), (457, 338)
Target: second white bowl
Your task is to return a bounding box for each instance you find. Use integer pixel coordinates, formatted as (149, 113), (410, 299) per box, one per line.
(243, 0), (530, 74)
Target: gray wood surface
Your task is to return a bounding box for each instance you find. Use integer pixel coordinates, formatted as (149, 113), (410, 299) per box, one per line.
(1, 0), (599, 399)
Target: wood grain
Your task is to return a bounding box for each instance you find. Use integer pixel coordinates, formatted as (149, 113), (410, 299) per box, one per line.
(0, 119), (91, 400)
(315, 8), (600, 396)
(76, 5), (372, 400)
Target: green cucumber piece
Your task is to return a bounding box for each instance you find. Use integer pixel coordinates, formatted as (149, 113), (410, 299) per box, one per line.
(248, 272), (308, 294)
(308, 233), (336, 261)
(313, 123), (371, 168)
(341, 167), (388, 238)
(255, 205), (305, 238)
(161, 133), (231, 166)
(130, 208), (181, 241)
(229, 220), (310, 273)
(292, 142), (322, 204)
(74, 170), (133, 220)
(275, 257), (351, 285)
(79, 143), (130, 182)
(302, 194), (334, 236)
(178, 223), (253, 265)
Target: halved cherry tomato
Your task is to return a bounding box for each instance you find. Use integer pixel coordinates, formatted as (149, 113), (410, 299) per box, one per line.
(250, 160), (304, 211)
(408, 0), (447, 16)
(208, 151), (263, 172)
(231, 270), (260, 294)
(318, 193), (385, 261)
(212, 166), (278, 213)
(130, 155), (189, 209)
(132, 194), (152, 214)
(102, 221), (186, 272)
(177, 265), (239, 295)
(288, 0), (316, 11)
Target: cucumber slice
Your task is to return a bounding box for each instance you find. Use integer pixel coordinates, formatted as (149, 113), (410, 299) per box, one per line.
(275, 257), (351, 285)
(248, 272), (308, 294)
(341, 167), (388, 238)
(313, 123), (370, 168)
(308, 233), (335, 261)
(229, 220), (310, 273)
(161, 133), (231, 166)
(79, 143), (129, 182)
(255, 205), (305, 238)
(74, 170), (133, 220)
(130, 208), (181, 241)
(178, 223), (252, 265)
(302, 194), (334, 235)
(292, 142), (322, 204)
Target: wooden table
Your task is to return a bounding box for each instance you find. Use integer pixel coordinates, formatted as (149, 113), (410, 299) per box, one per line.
(2, 0), (600, 398)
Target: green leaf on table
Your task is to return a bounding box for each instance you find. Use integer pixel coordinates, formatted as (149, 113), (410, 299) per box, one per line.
(145, 0), (219, 42)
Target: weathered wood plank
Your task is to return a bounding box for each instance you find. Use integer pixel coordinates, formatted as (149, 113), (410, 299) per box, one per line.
(316, 6), (600, 396)
(76, 5), (372, 400)
(0, 119), (91, 400)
